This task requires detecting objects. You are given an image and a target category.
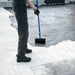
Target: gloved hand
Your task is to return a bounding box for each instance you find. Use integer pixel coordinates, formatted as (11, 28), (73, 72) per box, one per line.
(34, 8), (40, 15)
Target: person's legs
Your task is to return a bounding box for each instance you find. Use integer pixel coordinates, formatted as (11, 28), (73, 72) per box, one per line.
(17, 15), (28, 57)
(13, 3), (31, 62)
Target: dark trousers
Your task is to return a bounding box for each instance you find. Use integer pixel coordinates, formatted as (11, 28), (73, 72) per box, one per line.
(13, 1), (29, 57)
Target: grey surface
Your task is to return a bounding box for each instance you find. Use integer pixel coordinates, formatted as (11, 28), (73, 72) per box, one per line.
(7, 4), (75, 47)
(0, 0), (75, 7)
(0, 0), (45, 7)
(32, 59), (75, 75)
(0, 1), (12, 7)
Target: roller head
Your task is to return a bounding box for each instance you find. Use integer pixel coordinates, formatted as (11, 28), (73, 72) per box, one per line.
(35, 38), (46, 45)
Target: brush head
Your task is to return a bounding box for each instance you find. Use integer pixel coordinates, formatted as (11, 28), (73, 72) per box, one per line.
(35, 38), (46, 45)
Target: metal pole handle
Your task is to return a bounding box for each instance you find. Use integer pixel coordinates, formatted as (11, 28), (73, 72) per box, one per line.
(36, 0), (41, 39)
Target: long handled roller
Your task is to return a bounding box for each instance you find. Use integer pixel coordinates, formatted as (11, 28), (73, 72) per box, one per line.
(35, 0), (46, 45)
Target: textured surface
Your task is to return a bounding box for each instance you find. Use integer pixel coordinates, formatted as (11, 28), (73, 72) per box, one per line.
(9, 4), (75, 47)
(0, 4), (75, 75)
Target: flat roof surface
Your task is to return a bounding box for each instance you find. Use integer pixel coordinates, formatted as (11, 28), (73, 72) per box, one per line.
(0, 4), (75, 75)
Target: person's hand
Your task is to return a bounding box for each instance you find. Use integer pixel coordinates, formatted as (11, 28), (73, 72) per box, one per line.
(34, 8), (40, 15)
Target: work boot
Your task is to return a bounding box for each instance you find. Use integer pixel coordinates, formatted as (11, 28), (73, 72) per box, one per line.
(26, 49), (32, 53)
(17, 56), (31, 62)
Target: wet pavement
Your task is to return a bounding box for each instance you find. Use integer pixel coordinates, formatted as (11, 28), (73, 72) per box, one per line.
(7, 4), (75, 47)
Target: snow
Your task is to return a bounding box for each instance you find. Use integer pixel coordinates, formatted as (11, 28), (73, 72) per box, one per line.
(0, 7), (75, 75)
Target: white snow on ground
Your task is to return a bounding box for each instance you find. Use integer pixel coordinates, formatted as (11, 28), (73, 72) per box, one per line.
(0, 7), (75, 75)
